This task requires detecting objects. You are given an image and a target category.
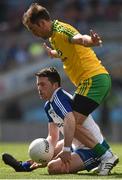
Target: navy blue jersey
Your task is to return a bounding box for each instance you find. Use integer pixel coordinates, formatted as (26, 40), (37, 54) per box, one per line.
(44, 88), (73, 130)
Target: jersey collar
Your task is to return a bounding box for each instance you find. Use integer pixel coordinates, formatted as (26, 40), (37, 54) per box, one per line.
(51, 19), (58, 34)
(52, 20), (58, 28)
(49, 87), (61, 102)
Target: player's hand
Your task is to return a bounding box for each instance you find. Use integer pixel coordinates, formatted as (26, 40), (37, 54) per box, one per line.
(30, 161), (47, 170)
(90, 29), (102, 46)
(54, 151), (71, 173)
(43, 43), (53, 58)
(55, 150), (71, 164)
(43, 43), (59, 58)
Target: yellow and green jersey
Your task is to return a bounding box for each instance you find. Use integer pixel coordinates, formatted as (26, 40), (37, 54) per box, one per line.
(49, 20), (108, 86)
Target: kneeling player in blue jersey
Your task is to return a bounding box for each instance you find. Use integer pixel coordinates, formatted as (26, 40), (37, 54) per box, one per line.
(2, 67), (119, 175)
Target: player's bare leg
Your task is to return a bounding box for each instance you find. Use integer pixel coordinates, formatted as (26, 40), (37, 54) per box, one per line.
(74, 111), (100, 148)
(48, 153), (84, 174)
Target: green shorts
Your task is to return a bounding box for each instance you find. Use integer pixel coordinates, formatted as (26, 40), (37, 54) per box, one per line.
(75, 74), (111, 104)
(73, 74), (111, 115)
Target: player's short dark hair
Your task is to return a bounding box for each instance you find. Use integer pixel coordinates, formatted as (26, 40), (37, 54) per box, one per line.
(35, 67), (61, 86)
(23, 3), (50, 26)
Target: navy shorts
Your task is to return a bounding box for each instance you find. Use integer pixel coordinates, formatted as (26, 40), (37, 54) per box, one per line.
(74, 148), (100, 171)
(73, 140), (110, 171)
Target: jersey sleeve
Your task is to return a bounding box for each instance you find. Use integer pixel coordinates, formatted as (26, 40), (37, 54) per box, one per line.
(53, 91), (73, 119)
(61, 23), (79, 42)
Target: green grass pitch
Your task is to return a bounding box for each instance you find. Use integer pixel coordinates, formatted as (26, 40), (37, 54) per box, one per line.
(0, 143), (122, 179)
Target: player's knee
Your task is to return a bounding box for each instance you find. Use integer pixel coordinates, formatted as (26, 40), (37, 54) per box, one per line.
(47, 160), (57, 174)
(47, 160), (64, 174)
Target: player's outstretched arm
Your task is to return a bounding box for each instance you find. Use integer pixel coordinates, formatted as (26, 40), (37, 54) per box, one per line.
(71, 29), (102, 47)
(2, 153), (43, 172)
(43, 43), (59, 58)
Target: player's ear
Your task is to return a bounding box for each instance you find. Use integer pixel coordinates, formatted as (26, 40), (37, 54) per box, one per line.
(35, 20), (41, 27)
(54, 82), (59, 89)
(37, 19), (45, 27)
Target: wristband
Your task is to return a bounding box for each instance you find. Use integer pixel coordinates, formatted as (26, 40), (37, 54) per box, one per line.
(63, 147), (71, 152)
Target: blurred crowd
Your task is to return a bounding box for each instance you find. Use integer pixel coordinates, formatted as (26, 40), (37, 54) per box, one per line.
(0, 1), (122, 138)
(0, 0), (122, 73)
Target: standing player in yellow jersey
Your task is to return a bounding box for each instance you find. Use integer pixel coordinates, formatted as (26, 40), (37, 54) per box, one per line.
(22, 3), (118, 175)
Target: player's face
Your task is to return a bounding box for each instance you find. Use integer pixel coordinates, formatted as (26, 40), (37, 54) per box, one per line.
(36, 76), (57, 100)
(28, 20), (52, 39)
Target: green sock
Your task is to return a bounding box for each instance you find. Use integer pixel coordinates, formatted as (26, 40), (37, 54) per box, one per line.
(102, 140), (110, 150)
(92, 143), (107, 157)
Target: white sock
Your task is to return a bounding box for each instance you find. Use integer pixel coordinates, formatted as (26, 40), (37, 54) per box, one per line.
(100, 150), (113, 161)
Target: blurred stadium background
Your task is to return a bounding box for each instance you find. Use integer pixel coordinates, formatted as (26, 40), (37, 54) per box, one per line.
(0, 0), (122, 143)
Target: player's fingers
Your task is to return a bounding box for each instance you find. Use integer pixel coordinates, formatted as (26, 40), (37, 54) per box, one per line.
(90, 29), (95, 37)
(90, 30), (99, 39)
(43, 42), (47, 48)
(30, 162), (38, 168)
(43, 43), (49, 49)
(30, 163), (42, 169)
(99, 40), (103, 46)
(94, 33), (99, 38)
